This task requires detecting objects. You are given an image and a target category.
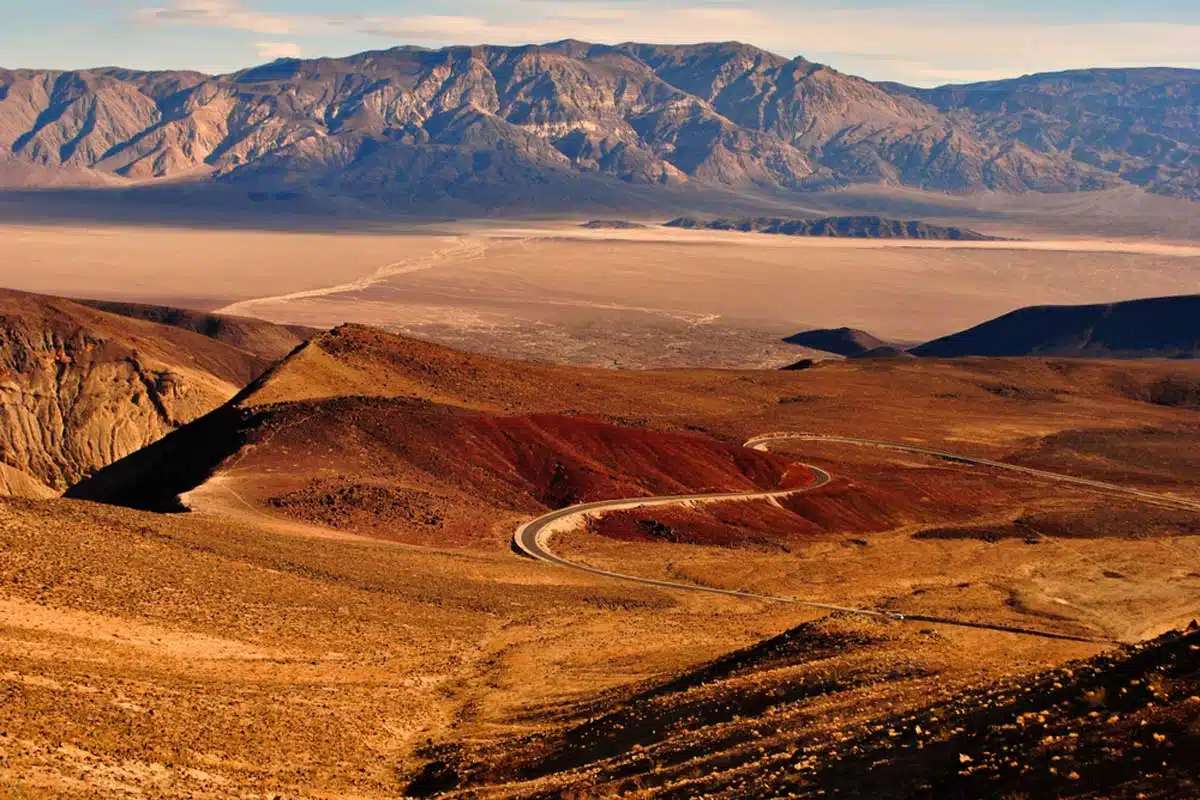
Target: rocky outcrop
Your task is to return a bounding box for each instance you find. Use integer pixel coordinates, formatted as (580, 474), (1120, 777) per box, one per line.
(1, 44), (1193, 208)
(580, 220), (647, 229)
(666, 215), (1001, 240)
(0, 291), (276, 496)
(0, 462), (56, 499)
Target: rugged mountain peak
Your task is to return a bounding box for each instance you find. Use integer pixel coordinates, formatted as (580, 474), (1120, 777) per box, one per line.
(0, 43), (1194, 207)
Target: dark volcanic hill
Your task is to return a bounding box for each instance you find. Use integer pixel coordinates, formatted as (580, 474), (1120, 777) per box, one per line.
(783, 327), (889, 356)
(912, 294), (1200, 359)
(1, 43), (1195, 210)
(666, 215), (1001, 240)
(580, 220), (647, 229)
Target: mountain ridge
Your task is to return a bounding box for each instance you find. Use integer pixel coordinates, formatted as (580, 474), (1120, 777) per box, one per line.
(2, 42), (1195, 210)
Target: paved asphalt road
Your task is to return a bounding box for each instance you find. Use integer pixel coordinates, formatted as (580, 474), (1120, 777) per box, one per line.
(514, 433), (1200, 644)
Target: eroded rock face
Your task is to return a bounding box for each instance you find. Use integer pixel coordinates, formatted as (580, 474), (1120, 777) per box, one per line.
(1, 45), (1194, 206)
(0, 292), (258, 496)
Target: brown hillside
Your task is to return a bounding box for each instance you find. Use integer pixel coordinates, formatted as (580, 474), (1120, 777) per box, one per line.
(76, 298), (316, 361)
(417, 619), (1199, 798)
(0, 290), (278, 495)
(69, 325), (1200, 541)
(65, 394), (807, 543)
(7, 323), (1200, 797)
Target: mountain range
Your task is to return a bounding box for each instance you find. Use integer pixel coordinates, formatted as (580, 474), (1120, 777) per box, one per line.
(1, 42), (1196, 211)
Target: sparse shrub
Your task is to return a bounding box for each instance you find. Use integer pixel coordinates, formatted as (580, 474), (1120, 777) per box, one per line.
(1142, 375), (1200, 408)
(1081, 687), (1108, 708)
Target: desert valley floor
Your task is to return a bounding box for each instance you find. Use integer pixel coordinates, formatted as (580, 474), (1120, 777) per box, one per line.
(3, 216), (1200, 368)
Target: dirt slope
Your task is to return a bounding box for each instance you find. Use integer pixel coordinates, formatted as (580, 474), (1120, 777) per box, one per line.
(0, 290), (279, 496)
(418, 619), (1198, 798)
(0, 492), (695, 798)
(76, 298), (316, 361)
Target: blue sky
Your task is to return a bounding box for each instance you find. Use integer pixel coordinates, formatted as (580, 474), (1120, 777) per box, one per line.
(5, 1), (1199, 86)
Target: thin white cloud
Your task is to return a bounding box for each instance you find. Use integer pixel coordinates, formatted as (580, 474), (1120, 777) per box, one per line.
(131, 2), (1200, 85)
(135, 0), (308, 36)
(788, 11), (1200, 75)
(356, 5), (770, 44)
(256, 41), (304, 60)
(361, 15), (502, 41)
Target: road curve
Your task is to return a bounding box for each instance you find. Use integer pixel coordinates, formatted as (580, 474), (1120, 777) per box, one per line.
(514, 433), (1200, 645)
(513, 466), (904, 620)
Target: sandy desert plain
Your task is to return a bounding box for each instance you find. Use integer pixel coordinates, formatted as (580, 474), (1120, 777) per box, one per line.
(1, 201), (1199, 798)
(4, 202), (1200, 368)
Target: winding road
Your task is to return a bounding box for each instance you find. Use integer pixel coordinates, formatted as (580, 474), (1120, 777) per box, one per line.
(514, 433), (1200, 645)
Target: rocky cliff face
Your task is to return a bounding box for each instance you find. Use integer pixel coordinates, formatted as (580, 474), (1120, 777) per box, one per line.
(1, 43), (1193, 207)
(886, 68), (1200, 200)
(0, 291), (276, 497)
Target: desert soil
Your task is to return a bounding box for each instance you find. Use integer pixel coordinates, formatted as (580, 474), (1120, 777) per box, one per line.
(2, 324), (1198, 797)
(3, 221), (1199, 368)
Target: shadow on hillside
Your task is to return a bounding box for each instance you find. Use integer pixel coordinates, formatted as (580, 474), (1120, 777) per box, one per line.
(0, 182), (1016, 233)
(0, 186), (423, 232)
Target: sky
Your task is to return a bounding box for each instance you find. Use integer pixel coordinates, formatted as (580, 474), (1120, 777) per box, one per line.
(3, 1), (1199, 86)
